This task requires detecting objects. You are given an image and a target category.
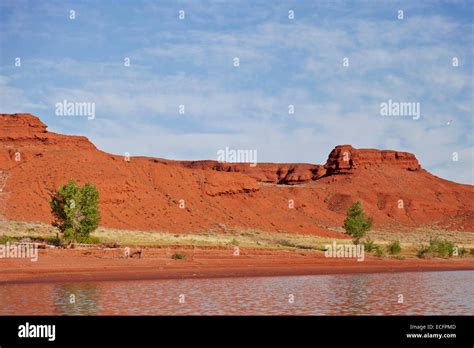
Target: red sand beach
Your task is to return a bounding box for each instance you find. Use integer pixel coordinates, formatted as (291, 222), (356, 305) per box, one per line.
(1, 246), (473, 284)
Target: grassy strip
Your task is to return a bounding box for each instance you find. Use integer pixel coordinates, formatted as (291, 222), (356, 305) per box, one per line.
(0, 221), (473, 258)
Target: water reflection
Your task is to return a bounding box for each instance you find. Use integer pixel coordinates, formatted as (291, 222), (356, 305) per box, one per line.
(0, 271), (472, 315)
(52, 283), (100, 315)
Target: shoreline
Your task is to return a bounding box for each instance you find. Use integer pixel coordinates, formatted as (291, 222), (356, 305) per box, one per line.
(1, 246), (473, 284)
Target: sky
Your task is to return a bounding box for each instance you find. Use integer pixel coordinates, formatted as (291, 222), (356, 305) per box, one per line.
(0, 0), (473, 184)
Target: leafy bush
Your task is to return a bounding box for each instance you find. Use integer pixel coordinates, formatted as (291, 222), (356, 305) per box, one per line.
(50, 180), (100, 243)
(416, 239), (455, 258)
(374, 245), (385, 257)
(363, 237), (375, 252)
(172, 253), (186, 260)
(457, 247), (468, 257)
(343, 201), (373, 244)
(387, 241), (401, 255)
(431, 239), (455, 257)
(417, 244), (431, 258)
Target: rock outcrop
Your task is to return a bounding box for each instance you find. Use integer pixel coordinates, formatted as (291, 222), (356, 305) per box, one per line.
(324, 145), (421, 175)
(1, 113), (473, 234)
(0, 113), (95, 170)
(0, 113), (48, 135)
(181, 161), (326, 185)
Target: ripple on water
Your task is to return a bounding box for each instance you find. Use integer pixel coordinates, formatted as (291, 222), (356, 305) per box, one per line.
(0, 271), (472, 315)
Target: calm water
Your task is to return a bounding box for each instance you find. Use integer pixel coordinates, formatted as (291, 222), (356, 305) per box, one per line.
(0, 271), (473, 315)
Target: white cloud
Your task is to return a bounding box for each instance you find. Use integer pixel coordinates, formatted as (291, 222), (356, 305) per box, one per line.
(0, 4), (472, 184)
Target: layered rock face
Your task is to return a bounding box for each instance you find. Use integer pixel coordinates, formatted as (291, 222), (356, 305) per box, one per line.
(186, 145), (422, 183)
(324, 145), (421, 175)
(0, 113), (95, 170)
(181, 161), (326, 184)
(0, 113), (48, 135)
(0, 114), (94, 147)
(1, 113), (473, 234)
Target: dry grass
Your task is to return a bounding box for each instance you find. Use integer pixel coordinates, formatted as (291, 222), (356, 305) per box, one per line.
(93, 226), (350, 251)
(0, 220), (347, 251)
(0, 220), (57, 237)
(368, 227), (474, 248)
(1, 220), (473, 256)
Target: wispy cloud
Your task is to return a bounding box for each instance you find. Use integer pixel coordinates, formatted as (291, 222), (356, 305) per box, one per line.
(0, 0), (472, 184)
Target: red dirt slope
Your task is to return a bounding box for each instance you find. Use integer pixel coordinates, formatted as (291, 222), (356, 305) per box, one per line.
(0, 113), (473, 235)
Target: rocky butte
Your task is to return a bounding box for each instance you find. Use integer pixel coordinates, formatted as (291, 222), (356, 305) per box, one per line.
(0, 113), (473, 236)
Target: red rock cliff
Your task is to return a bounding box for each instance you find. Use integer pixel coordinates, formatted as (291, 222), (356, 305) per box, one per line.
(181, 161), (327, 185)
(1, 113), (472, 234)
(324, 144), (421, 175)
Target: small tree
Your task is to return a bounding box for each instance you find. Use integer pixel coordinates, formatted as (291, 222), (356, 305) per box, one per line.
(387, 240), (402, 255)
(50, 180), (100, 243)
(343, 201), (372, 244)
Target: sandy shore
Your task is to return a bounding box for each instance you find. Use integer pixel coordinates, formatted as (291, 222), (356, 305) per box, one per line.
(1, 245), (473, 284)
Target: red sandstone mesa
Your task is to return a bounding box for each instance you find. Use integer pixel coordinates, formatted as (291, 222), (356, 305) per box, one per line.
(1, 113), (473, 234)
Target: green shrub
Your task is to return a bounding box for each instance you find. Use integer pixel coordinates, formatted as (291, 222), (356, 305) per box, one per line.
(374, 245), (385, 257)
(363, 237), (375, 252)
(417, 244), (431, 258)
(457, 247), (467, 257)
(343, 201), (373, 244)
(172, 253), (186, 260)
(387, 241), (401, 255)
(431, 239), (455, 258)
(50, 180), (100, 243)
(416, 239), (456, 258)
(0, 235), (19, 244)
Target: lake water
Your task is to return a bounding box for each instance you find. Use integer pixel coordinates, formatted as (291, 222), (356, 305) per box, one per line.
(0, 271), (473, 315)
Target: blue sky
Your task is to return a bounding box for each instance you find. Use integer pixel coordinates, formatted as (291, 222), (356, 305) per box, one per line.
(0, 0), (473, 183)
